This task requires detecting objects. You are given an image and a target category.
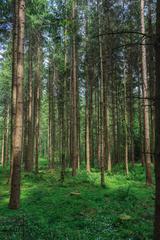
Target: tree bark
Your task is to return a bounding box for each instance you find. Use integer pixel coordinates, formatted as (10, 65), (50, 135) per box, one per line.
(141, 0), (152, 185)
(124, 62), (129, 175)
(154, 0), (160, 238)
(25, 39), (34, 171)
(71, 0), (78, 176)
(10, 0), (18, 177)
(9, 0), (25, 209)
(48, 61), (55, 169)
(34, 41), (41, 174)
(98, 0), (105, 187)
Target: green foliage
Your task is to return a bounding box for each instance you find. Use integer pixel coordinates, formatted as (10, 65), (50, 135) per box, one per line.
(0, 163), (154, 240)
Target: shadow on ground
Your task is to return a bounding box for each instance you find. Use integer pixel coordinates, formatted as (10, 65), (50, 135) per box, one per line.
(0, 165), (154, 240)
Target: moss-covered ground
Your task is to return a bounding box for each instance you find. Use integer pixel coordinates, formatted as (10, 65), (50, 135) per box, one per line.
(0, 160), (154, 240)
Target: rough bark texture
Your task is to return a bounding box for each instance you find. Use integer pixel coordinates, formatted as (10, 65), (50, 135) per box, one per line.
(154, 0), (160, 238)
(10, 0), (18, 176)
(98, 0), (105, 187)
(25, 39), (34, 171)
(48, 61), (55, 169)
(71, 0), (78, 176)
(9, 0), (25, 209)
(34, 42), (41, 174)
(140, 0), (152, 185)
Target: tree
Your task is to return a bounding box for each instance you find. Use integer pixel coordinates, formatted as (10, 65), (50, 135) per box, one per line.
(34, 37), (41, 174)
(154, 0), (160, 238)
(71, 0), (78, 176)
(24, 37), (34, 171)
(140, 0), (152, 185)
(9, 0), (25, 209)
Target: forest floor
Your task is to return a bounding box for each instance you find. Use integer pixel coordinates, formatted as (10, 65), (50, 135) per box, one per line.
(0, 160), (154, 240)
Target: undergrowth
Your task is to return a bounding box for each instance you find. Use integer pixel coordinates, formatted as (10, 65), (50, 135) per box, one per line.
(0, 162), (154, 240)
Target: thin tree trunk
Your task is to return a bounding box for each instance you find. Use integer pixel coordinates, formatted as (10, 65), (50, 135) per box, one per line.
(34, 42), (41, 174)
(124, 63), (129, 175)
(141, 0), (152, 185)
(85, 8), (91, 172)
(98, 0), (105, 187)
(5, 106), (9, 164)
(1, 107), (8, 167)
(128, 46), (135, 166)
(138, 74), (145, 166)
(111, 71), (116, 164)
(147, 0), (155, 163)
(1, 133), (5, 167)
(71, 0), (78, 176)
(85, 66), (91, 172)
(25, 39), (34, 171)
(48, 61), (55, 169)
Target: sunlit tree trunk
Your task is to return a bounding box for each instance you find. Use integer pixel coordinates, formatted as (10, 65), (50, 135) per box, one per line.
(140, 0), (152, 185)
(127, 46), (135, 166)
(138, 74), (145, 166)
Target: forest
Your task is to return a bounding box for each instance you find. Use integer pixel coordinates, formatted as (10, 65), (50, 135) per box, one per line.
(0, 0), (160, 239)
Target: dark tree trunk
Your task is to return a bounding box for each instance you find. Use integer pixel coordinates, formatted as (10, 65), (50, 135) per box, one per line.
(154, 0), (160, 238)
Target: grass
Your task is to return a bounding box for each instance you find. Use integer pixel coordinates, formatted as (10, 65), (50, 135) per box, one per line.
(0, 160), (154, 240)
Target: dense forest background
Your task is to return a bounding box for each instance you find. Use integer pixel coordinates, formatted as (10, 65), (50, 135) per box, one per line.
(1, 0), (160, 239)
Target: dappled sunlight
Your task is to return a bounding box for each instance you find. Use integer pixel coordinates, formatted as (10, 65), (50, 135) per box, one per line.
(0, 164), (154, 239)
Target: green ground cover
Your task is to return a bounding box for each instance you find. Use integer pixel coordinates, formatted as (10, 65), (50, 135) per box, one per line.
(0, 161), (154, 240)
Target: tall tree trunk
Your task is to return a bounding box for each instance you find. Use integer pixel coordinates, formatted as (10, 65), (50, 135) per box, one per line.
(111, 70), (117, 164)
(48, 61), (55, 169)
(71, 0), (78, 176)
(140, 0), (152, 185)
(60, 18), (68, 181)
(34, 42), (41, 174)
(138, 73), (145, 166)
(85, 7), (91, 172)
(154, 0), (160, 238)
(147, 0), (155, 163)
(25, 39), (34, 171)
(128, 47), (135, 166)
(23, 83), (28, 168)
(9, 0), (25, 209)
(124, 63), (129, 175)
(10, 0), (18, 177)
(98, 0), (105, 187)
(85, 65), (91, 172)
